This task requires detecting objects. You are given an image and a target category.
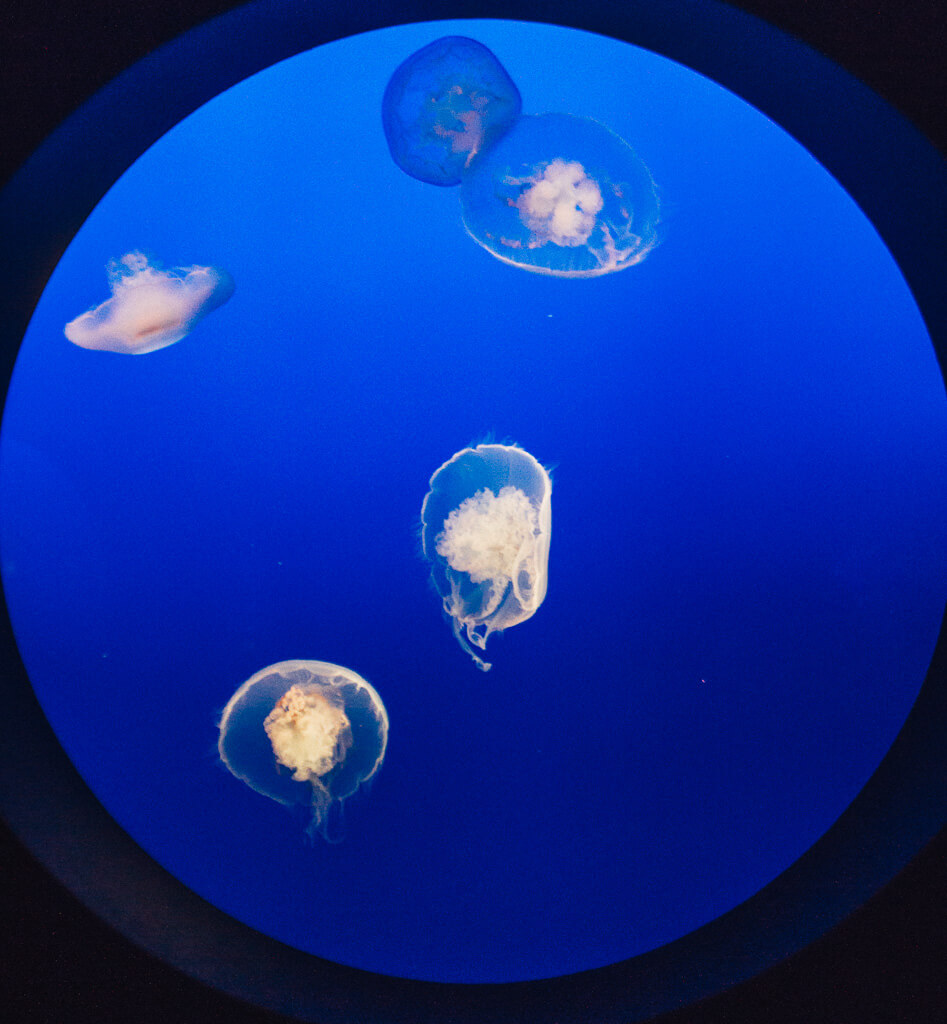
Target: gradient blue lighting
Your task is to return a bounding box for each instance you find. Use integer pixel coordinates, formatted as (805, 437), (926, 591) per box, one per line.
(1, 19), (943, 987)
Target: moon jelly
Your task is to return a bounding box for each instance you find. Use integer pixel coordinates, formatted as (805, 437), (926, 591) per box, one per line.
(461, 113), (660, 277)
(421, 444), (552, 671)
(382, 36), (522, 186)
(64, 251), (234, 354)
(218, 660), (388, 842)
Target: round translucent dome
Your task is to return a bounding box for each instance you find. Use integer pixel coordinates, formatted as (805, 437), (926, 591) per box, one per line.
(218, 660), (388, 841)
(382, 36), (522, 186)
(460, 113), (660, 277)
(421, 444), (552, 671)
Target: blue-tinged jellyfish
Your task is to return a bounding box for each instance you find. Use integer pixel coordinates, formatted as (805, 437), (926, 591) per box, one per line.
(421, 444), (552, 671)
(461, 113), (660, 277)
(64, 251), (234, 354)
(382, 36), (522, 186)
(218, 660), (388, 842)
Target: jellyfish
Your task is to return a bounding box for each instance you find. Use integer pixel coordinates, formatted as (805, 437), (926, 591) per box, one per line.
(64, 251), (234, 354)
(382, 36), (522, 186)
(421, 444), (552, 671)
(217, 660), (388, 842)
(460, 113), (660, 277)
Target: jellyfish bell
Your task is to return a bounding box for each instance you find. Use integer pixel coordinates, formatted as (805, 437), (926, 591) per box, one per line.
(217, 660), (388, 842)
(460, 112), (660, 277)
(382, 36), (522, 186)
(421, 444), (552, 671)
(64, 250), (234, 354)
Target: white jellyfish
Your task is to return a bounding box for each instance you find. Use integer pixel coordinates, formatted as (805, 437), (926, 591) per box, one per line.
(421, 443), (552, 671)
(217, 660), (388, 842)
(64, 251), (234, 354)
(460, 113), (660, 277)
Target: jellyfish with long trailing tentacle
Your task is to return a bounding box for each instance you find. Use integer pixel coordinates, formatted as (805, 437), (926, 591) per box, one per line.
(382, 36), (522, 186)
(218, 660), (388, 842)
(64, 251), (234, 354)
(421, 444), (552, 671)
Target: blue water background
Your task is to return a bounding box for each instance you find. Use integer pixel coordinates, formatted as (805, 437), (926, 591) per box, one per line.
(1, 20), (945, 982)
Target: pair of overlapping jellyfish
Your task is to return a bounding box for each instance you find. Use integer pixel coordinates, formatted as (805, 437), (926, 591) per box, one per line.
(383, 35), (660, 277)
(217, 442), (552, 840)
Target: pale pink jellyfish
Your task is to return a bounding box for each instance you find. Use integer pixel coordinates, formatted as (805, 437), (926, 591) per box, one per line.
(218, 660), (388, 842)
(64, 251), (234, 354)
(421, 444), (552, 671)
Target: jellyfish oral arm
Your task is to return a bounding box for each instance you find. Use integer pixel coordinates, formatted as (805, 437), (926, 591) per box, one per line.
(433, 484), (540, 668)
(263, 685), (353, 783)
(444, 562), (541, 672)
(446, 583), (514, 672)
(442, 575), (508, 672)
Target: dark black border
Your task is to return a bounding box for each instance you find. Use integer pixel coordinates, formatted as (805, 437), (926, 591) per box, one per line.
(1, 3), (945, 1023)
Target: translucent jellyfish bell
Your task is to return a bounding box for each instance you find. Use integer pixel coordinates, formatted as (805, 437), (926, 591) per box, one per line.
(64, 251), (234, 354)
(421, 444), (552, 671)
(460, 113), (660, 277)
(382, 36), (522, 186)
(218, 660), (388, 842)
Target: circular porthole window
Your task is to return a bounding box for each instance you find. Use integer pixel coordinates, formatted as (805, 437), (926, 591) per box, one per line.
(1, 2), (944, 1022)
